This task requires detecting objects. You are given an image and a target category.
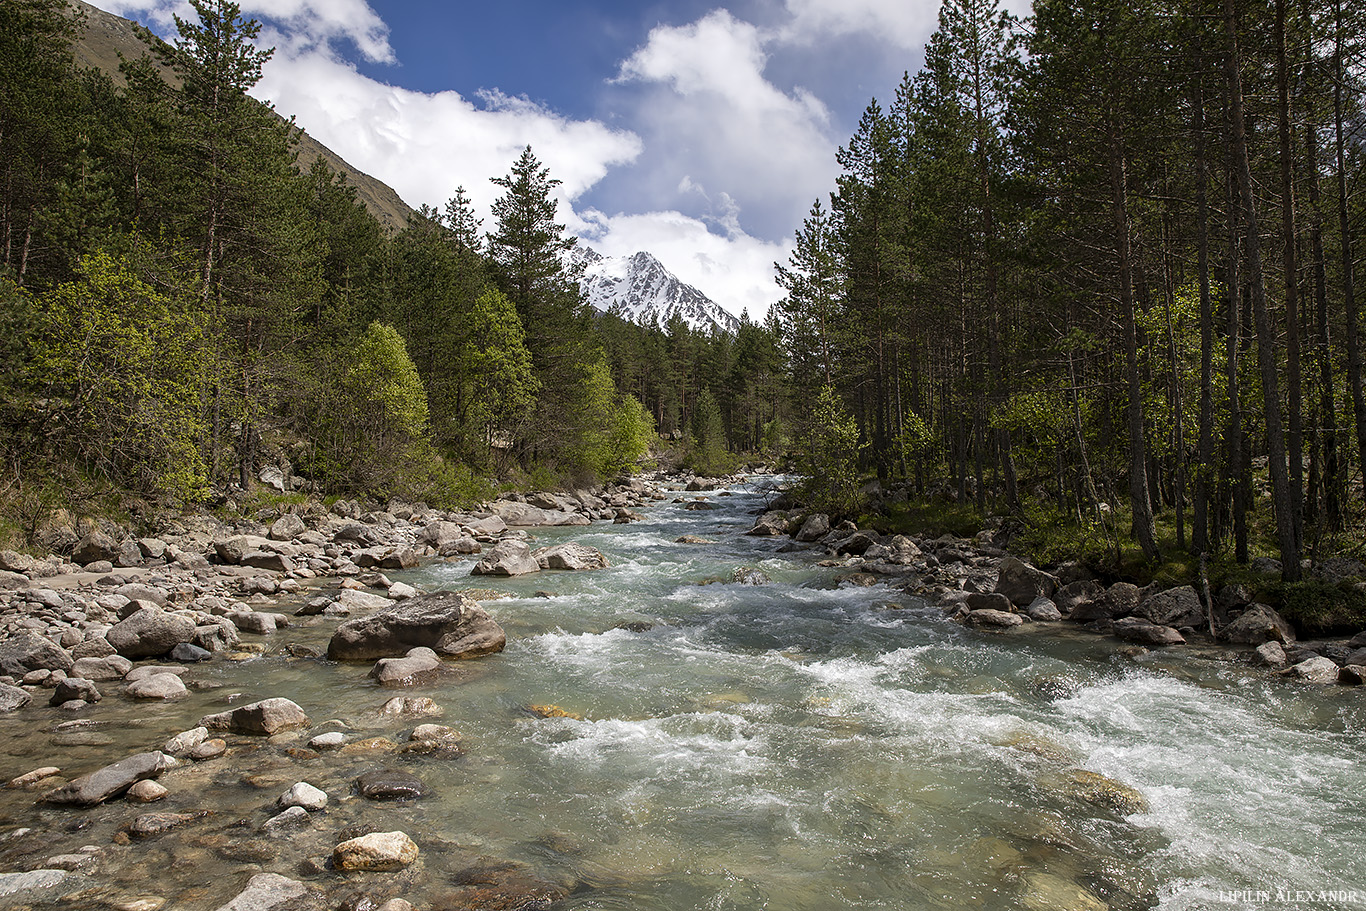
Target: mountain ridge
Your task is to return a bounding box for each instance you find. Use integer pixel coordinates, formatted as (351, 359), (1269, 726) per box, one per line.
(68, 0), (414, 233)
(574, 246), (739, 335)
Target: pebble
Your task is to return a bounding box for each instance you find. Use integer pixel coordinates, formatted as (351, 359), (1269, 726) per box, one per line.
(189, 739), (227, 761)
(126, 780), (168, 803)
(278, 782), (327, 811)
(308, 732), (346, 751)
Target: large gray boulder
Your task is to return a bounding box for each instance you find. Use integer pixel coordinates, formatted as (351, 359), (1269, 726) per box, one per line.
(0, 632), (74, 676)
(268, 513), (307, 541)
(1133, 585), (1206, 630)
(0, 684), (31, 713)
(72, 531), (120, 566)
(42, 751), (175, 806)
(795, 514), (830, 543)
(534, 543), (609, 571)
(994, 557), (1058, 607)
(1221, 604), (1296, 645)
(746, 511), (790, 536)
(105, 607), (197, 660)
(1054, 580), (1105, 617)
(1070, 582), (1139, 623)
(201, 698), (310, 735)
(327, 591), (506, 662)
(471, 540), (540, 576)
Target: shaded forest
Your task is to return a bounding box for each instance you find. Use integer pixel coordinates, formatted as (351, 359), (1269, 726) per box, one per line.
(775, 0), (1366, 581)
(0, 0), (784, 537)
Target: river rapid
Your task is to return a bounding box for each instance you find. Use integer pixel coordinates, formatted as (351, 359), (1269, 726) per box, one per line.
(0, 476), (1362, 910)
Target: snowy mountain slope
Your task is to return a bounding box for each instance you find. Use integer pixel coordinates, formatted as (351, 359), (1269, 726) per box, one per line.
(572, 246), (739, 334)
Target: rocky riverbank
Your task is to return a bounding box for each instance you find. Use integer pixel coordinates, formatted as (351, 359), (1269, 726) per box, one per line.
(745, 505), (1366, 687)
(0, 475), (672, 909)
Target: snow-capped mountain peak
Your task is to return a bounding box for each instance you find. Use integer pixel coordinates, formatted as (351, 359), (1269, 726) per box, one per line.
(572, 246), (739, 334)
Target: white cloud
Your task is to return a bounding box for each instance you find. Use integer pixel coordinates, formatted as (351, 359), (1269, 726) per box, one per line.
(778, 0), (1033, 49)
(255, 53), (642, 228)
(779, 0), (940, 49)
(86, 0), (393, 62)
(610, 9), (839, 241)
(580, 209), (791, 322)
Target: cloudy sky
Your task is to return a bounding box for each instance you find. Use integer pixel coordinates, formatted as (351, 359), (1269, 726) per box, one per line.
(85, 0), (1007, 319)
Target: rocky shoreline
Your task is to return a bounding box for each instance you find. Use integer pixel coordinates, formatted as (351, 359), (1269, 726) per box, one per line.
(746, 505), (1366, 687)
(0, 475), (668, 910)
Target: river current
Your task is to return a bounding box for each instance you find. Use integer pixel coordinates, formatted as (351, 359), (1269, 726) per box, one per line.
(0, 477), (1362, 910)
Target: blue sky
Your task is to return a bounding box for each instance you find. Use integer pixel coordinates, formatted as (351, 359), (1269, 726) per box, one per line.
(86, 0), (1020, 317)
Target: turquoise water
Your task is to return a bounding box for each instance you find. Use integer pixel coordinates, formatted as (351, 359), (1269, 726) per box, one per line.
(0, 478), (1362, 909)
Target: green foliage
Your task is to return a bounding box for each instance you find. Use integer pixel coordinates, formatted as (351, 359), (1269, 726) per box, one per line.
(33, 250), (210, 502)
(798, 386), (866, 517)
(687, 389), (730, 477)
(1263, 582), (1366, 638)
(313, 321), (430, 494)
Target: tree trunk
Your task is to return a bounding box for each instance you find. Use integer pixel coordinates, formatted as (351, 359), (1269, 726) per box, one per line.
(1306, 119), (1341, 529)
(1225, 0), (1300, 581)
(1334, 0), (1366, 506)
(1108, 118), (1160, 562)
(1276, 0), (1305, 553)
(1193, 42), (1217, 555)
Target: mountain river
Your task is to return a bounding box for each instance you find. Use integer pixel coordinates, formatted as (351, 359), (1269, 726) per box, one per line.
(0, 477), (1362, 910)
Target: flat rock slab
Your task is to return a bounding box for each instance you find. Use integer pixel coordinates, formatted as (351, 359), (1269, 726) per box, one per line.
(214, 872), (313, 911)
(42, 751), (175, 806)
(492, 502), (590, 527)
(328, 591), (505, 662)
(355, 769), (429, 801)
(0, 869), (83, 902)
(967, 609), (1024, 629)
(201, 698), (310, 735)
(1113, 617), (1186, 646)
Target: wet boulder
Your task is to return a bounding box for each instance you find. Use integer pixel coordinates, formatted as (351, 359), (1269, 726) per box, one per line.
(993, 557), (1058, 607)
(1023, 597), (1063, 622)
(42, 751), (175, 806)
(0, 684), (31, 713)
(471, 540), (540, 576)
(332, 831), (418, 871)
(49, 677), (101, 706)
(795, 514), (830, 543)
(746, 511), (790, 536)
(1133, 585), (1205, 630)
(1221, 604), (1296, 645)
(201, 698), (310, 735)
(1113, 617), (1186, 646)
(1054, 580), (1105, 618)
(327, 591), (506, 661)
(967, 609), (1025, 629)
(212, 872), (313, 911)
(1288, 656), (1339, 683)
(355, 769), (429, 801)
(1069, 582), (1139, 623)
(369, 647), (444, 687)
(534, 543), (609, 571)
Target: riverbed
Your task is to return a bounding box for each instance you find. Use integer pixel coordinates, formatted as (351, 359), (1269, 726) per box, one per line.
(0, 477), (1362, 910)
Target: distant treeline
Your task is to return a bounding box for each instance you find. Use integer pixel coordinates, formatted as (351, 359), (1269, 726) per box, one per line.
(774, 0), (1366, 578)
(0, 0), (786, 520)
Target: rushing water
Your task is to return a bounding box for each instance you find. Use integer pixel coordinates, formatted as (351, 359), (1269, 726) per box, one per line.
(0, 478), (1362, 910)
